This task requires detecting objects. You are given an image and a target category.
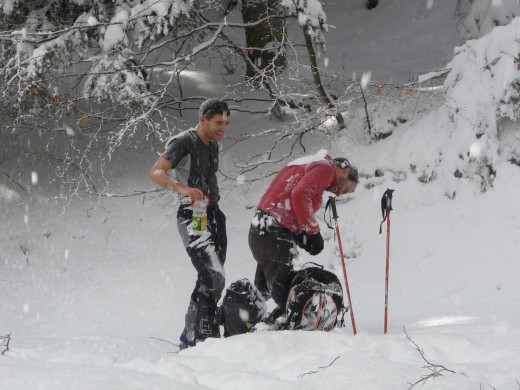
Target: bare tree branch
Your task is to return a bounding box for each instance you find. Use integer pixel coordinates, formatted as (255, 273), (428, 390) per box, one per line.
(150, 336), (181, 354)
(297, 355), (340, 378)
(0, 333), (10, 356)
(0, 168), (27, 193)
(404, 326), (456, 389)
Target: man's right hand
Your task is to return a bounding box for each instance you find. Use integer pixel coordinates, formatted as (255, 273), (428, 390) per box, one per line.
(296, 231), (324, 256)
(178, 185), (205, 202)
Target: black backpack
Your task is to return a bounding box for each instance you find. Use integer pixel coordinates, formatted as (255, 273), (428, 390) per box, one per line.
(219, 278), (268, 337)
(282, 267), (345, 331)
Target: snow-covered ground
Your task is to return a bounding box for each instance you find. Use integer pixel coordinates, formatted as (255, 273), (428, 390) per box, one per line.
(2, 1), (520, 389)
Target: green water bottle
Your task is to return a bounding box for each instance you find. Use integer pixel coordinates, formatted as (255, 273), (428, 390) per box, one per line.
(192, 196), (210, 235)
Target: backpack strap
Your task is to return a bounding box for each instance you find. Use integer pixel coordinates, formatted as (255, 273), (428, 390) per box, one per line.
(302, 262), (324, 269)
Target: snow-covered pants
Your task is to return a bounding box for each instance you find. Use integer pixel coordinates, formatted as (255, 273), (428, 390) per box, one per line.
(248, 210), (297, 309)
(177, 203), (227, 343)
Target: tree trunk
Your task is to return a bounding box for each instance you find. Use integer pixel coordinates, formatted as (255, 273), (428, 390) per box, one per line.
(241, 0), (286, 81)
(302, 25), (346, 129)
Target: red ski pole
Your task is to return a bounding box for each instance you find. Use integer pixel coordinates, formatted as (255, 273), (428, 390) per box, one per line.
(379, 189), (394, 334)
(328, 196), (357, 335)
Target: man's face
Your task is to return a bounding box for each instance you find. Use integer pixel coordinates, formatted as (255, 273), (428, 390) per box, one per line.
(200, 113), (230, 142)
(329, 168), (357, 196)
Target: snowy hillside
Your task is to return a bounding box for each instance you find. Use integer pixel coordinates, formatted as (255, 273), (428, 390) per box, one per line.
(1, 1), (520, 389)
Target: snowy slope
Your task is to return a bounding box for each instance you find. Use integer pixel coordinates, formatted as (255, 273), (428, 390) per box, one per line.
(1, 1), (520, 389)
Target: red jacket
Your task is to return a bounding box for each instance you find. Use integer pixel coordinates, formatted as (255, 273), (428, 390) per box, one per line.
(257, 155), (338, 235)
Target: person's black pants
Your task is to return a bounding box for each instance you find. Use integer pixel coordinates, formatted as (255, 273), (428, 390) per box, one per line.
(177, 203), (227, 343)
(248, 210), (296, 309)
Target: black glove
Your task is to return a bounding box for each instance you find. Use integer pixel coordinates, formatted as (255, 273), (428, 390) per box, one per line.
(296, 231), (324, 256)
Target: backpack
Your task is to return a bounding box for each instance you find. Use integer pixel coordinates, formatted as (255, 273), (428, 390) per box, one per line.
(220, 278), (268, 337)
(283, 267), (345, 331)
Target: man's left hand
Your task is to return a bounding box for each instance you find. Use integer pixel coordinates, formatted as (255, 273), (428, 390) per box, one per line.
(296, 232), (324, 256)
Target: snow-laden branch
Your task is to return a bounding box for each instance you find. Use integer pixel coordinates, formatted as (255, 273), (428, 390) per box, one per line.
(0, 13), (286, 42)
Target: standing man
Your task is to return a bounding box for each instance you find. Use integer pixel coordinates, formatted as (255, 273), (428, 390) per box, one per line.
(150, 99), (230, 349)
(248, 151), (358, 320)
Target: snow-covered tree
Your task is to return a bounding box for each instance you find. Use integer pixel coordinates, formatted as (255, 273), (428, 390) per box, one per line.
(443, 15), (520, 190)
(457, 0), (520, 38)
(0, 0), (340, 195)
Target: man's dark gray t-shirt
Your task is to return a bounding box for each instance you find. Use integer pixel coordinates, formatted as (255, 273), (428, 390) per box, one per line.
(162, 129), (220, 203)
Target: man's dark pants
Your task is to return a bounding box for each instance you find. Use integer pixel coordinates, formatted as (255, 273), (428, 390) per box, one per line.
(248, 210), (296, 309)
(177, 203), (227, 344)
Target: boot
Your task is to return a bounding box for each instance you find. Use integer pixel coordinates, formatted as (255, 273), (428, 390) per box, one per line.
(196, 301), (220, 341)
(179, 327), (196, 350)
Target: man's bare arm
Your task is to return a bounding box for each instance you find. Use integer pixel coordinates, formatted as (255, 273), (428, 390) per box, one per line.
(150, 157), (204, 201)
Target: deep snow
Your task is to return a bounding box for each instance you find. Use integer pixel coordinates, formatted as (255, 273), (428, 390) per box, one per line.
(1, 1), (520, 389)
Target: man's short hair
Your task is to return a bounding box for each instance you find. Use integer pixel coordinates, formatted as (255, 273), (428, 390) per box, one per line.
(199, 98), (230, 120)
(333, 157), (359, 182)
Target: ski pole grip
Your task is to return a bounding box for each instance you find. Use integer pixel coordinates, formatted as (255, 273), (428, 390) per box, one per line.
(381, 189), (394, 215)
(385, 190), (393, 211)
(379, 189), (395, 234)
(328, 196), (339, 219)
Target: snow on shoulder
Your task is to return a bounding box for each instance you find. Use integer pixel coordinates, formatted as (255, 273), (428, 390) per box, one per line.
(288, 149), (328, 166)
